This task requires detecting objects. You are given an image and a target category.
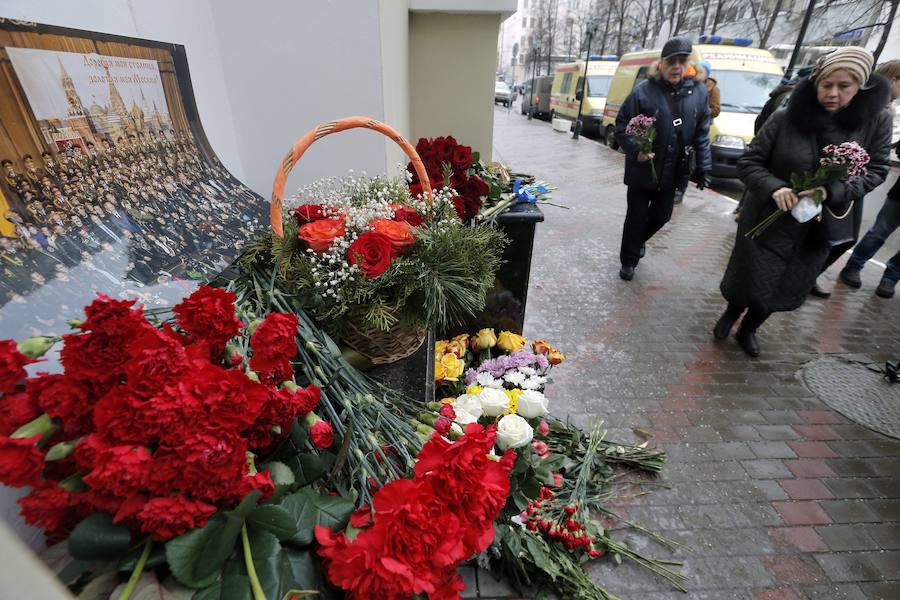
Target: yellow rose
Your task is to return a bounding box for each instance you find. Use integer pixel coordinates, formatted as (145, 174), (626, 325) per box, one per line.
(440, 397), (456, 404)
(439, 353), (465, 381)
(434, 357), (447, 382)
(497, 331), (527, 353)
(452, 333), (470, 347)
(547, 348), (566, 365)
(466, 385), (483, 395)
(532, 339), (551, 355)
(473, 328), (498, 350)
(435, 340), (450, 356)
(446, 340), (467, 358)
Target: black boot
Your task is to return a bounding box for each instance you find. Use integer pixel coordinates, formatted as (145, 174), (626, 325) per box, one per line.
(735, 327), (760, 357)
(714, 305), (744, 340)
(619, 265), (635, 281)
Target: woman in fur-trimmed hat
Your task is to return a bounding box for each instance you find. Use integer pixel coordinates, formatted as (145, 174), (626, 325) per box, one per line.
(714, 46), (892, 357)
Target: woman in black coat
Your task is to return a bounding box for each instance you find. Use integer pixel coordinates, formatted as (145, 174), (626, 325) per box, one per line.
(714, 47), (892, 357)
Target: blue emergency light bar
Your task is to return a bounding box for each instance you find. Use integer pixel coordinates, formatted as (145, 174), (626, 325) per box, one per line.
(588, 55), (619, 61)
(698, 35), (753, 47)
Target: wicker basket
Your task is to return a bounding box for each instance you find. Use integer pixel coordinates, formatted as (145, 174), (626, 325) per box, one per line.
(270, 116), (433, 364)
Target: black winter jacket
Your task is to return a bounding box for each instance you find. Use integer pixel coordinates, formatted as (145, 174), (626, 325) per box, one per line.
(720, 74), (892, 313)
(614, 76), (712, 192)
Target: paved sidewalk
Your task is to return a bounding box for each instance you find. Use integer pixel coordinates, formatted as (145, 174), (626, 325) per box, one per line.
(477, 108), (900, 599)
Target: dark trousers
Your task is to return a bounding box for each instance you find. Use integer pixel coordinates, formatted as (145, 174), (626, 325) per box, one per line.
(845, 196), (900, 282)
(722, 303), (771, 333)
(620, 187), (676, 267)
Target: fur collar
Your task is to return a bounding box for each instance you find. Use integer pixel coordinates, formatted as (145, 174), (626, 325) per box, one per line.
(787, 73), (890, 132)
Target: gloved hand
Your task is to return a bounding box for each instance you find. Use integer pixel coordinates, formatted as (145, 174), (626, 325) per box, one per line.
(692, 171), (711, 190)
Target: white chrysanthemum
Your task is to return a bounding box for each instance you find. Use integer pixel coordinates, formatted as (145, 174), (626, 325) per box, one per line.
(476, 372), (503, 388)
(518, 366), (537, 376)
(521, 377), (544, 390)
(503, 371), (527, 386)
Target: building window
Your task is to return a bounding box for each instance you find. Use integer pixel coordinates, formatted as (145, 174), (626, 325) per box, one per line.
(524, 0), (529, 8)
(523, 17), (527, 28)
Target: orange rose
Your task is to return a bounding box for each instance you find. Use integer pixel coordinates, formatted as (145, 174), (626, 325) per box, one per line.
(298, 219), (345, 254)
(370, 218), (416, 256)
(532, 339), (551, 355)
(547, 348), (566, 365)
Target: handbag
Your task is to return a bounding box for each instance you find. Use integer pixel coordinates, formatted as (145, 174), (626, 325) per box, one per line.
(818, 200), (855, 247)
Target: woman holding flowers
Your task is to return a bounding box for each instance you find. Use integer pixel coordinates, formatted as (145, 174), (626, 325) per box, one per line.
(716, 47), (892, 357)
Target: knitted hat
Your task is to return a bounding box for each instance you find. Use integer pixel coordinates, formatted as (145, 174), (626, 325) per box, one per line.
(814, 46), (874, 87)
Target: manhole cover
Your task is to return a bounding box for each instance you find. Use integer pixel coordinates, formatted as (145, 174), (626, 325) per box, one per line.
(802, 357), (900, 440)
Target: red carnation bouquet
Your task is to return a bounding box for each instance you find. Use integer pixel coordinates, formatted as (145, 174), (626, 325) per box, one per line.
(315, 423), (514, 599)
(0, 286), (334, 600)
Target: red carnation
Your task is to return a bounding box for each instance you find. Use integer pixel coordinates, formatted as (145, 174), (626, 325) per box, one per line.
(137, 495), (218, 541)
(347, 231), (393, 279)
(92, 387), (150, 445)
(172, 286), (242, 349)
(0, 392), (40, 436)
(249, 312), (298, 383)
(148, 430), (247, 502)
(82, 445), (152, 498)
(439, 404), (456, 420)
(292, 204), (325, 224)
(29, 375), (94, 436)
(79, 295), (142, 332)
(0, 340), (35, 393)
(228, 470), (276, 504)
(0, 435), (45, 487)
(17, 483), (78, 542)
(307, 416), (334, 449)
(72, 434), (110, 471)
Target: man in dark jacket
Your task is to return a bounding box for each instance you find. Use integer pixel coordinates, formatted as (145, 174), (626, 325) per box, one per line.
(614, 37), (713, 280)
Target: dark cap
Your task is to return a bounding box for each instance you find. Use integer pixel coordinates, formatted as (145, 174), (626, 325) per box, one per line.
(661, 37), (692, 59)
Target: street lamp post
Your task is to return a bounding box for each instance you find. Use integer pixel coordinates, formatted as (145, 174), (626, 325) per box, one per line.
(528, 38), (542, 121)
(573, 17), (601, 140)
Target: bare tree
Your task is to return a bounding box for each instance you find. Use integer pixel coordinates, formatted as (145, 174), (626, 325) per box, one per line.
(874, 0), (899, 62)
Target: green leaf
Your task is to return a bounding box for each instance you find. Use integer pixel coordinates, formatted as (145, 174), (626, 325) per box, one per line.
(264, 461), (297, 502)
(279, 488), (354, 546)
(108, 573), (195, 600)
(532, 465), (556, 486)
(192, 583), (222, 600)
(68, 513), (132, 561)
(167, 492), (261, 588)
(247, 505), (298, 541)
(246, 529), (320, 600)
(284, 453), (328, 487)
(74, 571), (120, 600)
(118, 542), (167, 571)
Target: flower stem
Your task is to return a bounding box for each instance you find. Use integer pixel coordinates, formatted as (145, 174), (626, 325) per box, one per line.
(241, 524), (267, 600)
(115, 538), (152, 600)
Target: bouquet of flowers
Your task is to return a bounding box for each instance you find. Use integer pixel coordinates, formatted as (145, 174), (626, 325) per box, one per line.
(408, 136), (558, 225)
(242, 173), (505, 346)
(625, 114), (658, 184)
(0, 287), (336, 600)
(314, 424), (514, 599)
(428, 329), (682, 599)
(746, 141), (870, 239)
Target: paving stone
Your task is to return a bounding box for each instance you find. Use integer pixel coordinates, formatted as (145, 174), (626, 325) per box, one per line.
(476, 567), (523, 598)
(866, 499), (900, 521)
(779, 479), (835, 500)
(797, 410), (844, 424)
(717, 425), (764, 441)
(784, 459), (837, 478)
(829, 425), (887, 440)
(757, 425), (804, 441)
(815, 525), (880, 551)
(857, 582), (900, 599)
(768, 526), (829, 553)
(754, 480), (791, 501)
(798, 584), (867, 600)
(826, 459), (882, 478)
(749, 442), (798, 459)
(863, 524), (900, 550)
(788, 441), (839, 458)
(459, 566), (478, 598)
(823, 478), (881, 499)
(772, 501), (832, 525)
(812, 552), (899, 582)
(867, 478), (900, 498)
(752, 587), (807, 600)
(763, 554), (827, 585)
(743, 459), (794, 479)
(819, 500), (881, 524)
(706, 442), (757, 460)
(792, 425), (840, 441)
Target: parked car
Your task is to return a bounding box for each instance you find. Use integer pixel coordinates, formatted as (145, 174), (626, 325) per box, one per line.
(494, 81), (514, 107)
(521, 75), (554, 119)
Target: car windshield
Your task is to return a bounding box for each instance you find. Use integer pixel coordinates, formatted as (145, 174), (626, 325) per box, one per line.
(713, 70), (783, 114)
(587, 75), (612, 97)
(495, 82), (510, 91)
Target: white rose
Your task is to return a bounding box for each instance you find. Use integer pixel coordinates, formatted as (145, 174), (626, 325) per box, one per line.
(453, 394), (483, 419)
(479, 387), (510, 417)
(504, 371), (526, 386)
(516, 389), (549, 419)
(453, 408), (479, 426)
(476, 372), (503, 388)
(497, 414), (534, 449)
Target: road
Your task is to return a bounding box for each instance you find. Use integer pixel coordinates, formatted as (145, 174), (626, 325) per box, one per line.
(505, 95), (900, 272)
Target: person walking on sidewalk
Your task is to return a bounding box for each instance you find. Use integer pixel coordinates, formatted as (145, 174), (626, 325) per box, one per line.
(615, 37), (712, 281)
(838, 59), (900, 299)
(714, 47), (892, 357)
(674, 60), (720, 206)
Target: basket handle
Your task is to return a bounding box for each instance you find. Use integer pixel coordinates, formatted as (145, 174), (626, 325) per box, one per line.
(270, 116), (433, 239)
